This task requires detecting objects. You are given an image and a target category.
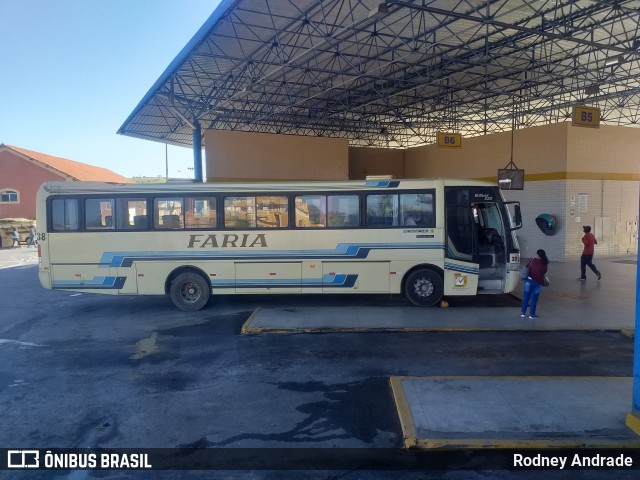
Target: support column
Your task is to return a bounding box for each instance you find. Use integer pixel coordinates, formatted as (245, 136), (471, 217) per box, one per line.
(626, 217), (640, 436)
(193, 120), (203, 182)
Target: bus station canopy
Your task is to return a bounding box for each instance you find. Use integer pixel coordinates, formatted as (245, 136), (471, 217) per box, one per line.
(118, 0), (640, 149)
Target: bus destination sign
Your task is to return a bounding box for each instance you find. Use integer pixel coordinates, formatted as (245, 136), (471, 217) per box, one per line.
(436, 132), (462, 148)
(572, 105), (600, 128)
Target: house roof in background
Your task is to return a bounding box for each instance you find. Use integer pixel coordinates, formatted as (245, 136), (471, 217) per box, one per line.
(0, 144), (132, 183)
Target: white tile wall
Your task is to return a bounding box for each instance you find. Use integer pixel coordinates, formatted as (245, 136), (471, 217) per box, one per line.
(503, 181), (566, 262)
(564, 180), (639, 258)
(503, 180), (639, 262)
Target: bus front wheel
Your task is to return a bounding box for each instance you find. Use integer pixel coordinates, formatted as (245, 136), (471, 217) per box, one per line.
(169, 272), (211, 311)
(404, 268), (444, 307)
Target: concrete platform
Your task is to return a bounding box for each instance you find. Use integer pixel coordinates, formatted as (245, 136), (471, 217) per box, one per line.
(242, 255), (638, 334)
(239, 255), (640, 447)
(390, 376), (640, 449)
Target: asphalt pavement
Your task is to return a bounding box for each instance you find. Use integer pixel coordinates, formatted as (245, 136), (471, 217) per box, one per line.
(0, 247), (639, 478)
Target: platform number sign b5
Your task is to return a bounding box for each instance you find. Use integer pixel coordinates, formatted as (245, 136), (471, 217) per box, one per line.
(437, 132), (462, 148)
(572, 105), (600, 128)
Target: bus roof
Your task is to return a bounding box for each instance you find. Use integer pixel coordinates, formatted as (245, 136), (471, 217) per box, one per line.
(39, 178), (498, 195)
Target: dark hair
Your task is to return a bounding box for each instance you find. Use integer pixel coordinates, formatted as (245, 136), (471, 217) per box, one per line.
(583, 226), (591, 232)
(536, 249), (549, 265)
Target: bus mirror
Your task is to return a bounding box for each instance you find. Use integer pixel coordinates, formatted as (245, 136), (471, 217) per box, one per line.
(513, 205), (522, 229)
(505, 202), (522, 230)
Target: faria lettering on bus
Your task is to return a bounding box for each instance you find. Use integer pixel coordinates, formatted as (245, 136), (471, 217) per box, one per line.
(187, 234), (268, 248)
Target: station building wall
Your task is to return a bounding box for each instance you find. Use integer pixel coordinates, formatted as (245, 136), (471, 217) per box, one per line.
(400, 122), (640, 262)
(563, 125), (640, 259)
(349, 147), (405, 179)
(204, 130), (348, 181)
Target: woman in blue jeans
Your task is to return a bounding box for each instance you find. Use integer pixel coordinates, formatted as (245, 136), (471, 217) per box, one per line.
(521, 249), (549, 319)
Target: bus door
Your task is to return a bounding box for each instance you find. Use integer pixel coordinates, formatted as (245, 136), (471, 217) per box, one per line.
(472, 201), (508, 292)
(444, 187), (508, 294)
(444, 200), (477, 294)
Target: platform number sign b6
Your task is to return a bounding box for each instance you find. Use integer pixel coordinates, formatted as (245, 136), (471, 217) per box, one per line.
(572, 105), (600, 128)
(437, 132), (462, 148)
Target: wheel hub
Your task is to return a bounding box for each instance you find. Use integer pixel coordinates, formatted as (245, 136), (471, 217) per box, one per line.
(182, 282), (200, 302)
(414, 278), (434, 298)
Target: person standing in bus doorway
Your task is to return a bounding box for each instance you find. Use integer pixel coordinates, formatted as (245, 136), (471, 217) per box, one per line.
(520, 249), (549, 319)
(579, 226), (601, 281)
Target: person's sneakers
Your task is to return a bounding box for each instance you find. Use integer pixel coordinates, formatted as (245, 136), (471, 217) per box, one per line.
(597, 271), (602, 280)
(529, 315), (539, 319)
(520, 313), (526, 318)
(578, 277), (586, 281)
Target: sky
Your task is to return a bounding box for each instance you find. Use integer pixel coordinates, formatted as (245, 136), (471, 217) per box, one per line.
(0, 0), (222, 180)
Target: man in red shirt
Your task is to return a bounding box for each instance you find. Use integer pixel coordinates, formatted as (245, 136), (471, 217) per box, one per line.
(579, 226), (601, 280)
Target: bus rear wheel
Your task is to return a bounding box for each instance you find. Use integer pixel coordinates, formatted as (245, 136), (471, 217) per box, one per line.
(404, 268), (444, 307)
(169, 272), (210, 311)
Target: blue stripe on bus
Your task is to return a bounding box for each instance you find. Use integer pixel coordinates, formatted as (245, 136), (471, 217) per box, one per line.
(364, 180), (400, 188)
(444, 262), (479, 275)
(52, 276), (127, 290)
(99, 243), (446, 268)
(211, 274), (358, 289)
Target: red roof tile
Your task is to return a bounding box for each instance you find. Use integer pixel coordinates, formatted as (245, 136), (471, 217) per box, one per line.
(2, 144), (132, 183)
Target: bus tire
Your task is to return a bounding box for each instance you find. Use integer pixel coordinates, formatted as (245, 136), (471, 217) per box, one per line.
(169, 272), (211, 311)
(404, 268), (444, 307)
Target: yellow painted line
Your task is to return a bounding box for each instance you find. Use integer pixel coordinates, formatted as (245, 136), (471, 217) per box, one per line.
(476, 172), (640, 182)
(626, 412), (640, 437)
(240, 307), (261, 335)
(392, 374), (629, 381)
(391, 376), (640, 449)
(241, 326), (621, 335)
(621, 328), (635, 339)
(413, 437), (640, 449)
(389, 377), (418, 449)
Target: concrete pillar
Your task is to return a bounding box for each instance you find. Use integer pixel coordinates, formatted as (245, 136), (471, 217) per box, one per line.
(193, 120), (203, 182)
(626, 209), (640, 436)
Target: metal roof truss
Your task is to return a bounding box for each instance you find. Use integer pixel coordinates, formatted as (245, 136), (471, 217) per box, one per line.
(118, 0), (640, 149)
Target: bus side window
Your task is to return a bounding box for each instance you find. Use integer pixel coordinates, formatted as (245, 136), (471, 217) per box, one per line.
(400, 192), (435, 227)
(224, 196), (256, 228)
(85, 198), (115, 230)
(366, 194), (398, 227)
(327, 195), (359, 227)
(116, 198), (148, 229)
(256, 196), (288, 228)
(51, 199), (79, 231)
(155, 198), (184, 229)
(295, 195), (326, 228)
(185, 197), (216, 229)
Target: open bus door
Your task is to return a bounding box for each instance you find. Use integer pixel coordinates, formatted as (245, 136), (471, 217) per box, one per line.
(445, 187), (511, 294)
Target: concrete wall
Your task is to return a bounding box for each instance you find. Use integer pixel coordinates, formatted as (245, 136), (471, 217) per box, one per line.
(502, 182), (567, 262)
(404, 123), (568, 179)
(348, 147), (405, 179)
(562, 180), (639, 258)
(567, 125), (640, 178)
(562, 126), (640, 258)
(205, 131), (349, 181)
(0, 150), (66, 220)
(348, 122), (640, 261)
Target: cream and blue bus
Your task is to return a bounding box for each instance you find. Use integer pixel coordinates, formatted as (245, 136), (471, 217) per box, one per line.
(36, 179), (522, 311)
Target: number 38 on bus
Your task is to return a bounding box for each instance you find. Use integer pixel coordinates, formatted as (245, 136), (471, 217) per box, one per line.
(36, 178), (522, 311)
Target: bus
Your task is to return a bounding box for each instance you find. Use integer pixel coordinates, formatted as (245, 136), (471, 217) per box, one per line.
(36, 178), (522, 311)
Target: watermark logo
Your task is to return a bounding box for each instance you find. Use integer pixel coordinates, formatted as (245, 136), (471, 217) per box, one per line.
(7, 450), (39, 468)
